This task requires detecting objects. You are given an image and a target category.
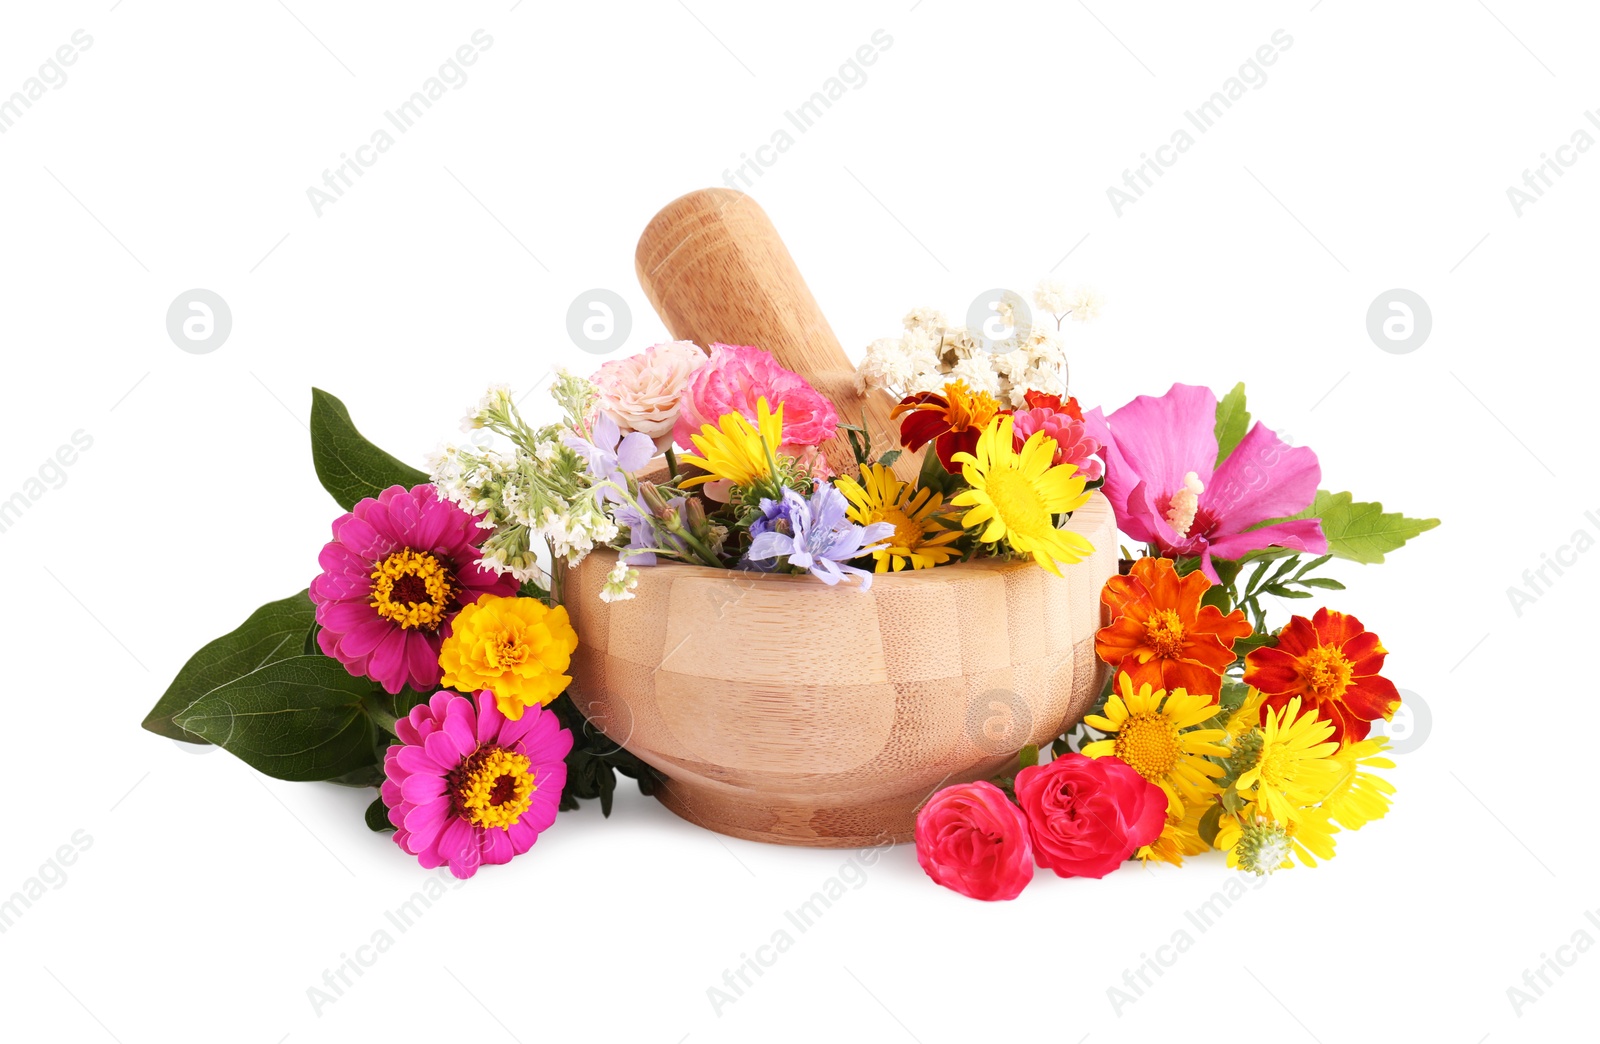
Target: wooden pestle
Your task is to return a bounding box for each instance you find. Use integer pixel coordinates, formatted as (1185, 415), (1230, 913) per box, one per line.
(635, 188), (920, 482)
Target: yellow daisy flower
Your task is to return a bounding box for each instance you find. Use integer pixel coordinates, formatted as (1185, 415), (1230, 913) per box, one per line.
(1223, 686), (1269, 745)
(678, 397), (783, 491)
(949, 415), (1094, 577)
(834, 463), (962, 572)
(1082, 673), (1229, 815)
(1235, 696), (1342, 825)
(1218, 807), (1339, 873)
(1136, 797), (1212, 867)
(1321, 735), (1396, 830)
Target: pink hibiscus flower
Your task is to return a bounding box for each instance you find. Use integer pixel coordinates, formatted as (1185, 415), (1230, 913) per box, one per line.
(1084, 383), (1326, 580)
(382, 691), (572, 878)
(310, 484), (518, 694)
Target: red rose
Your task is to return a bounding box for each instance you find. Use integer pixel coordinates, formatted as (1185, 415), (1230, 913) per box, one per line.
(1014, 754), (1166, 878)
(914, 781), (1034, 901)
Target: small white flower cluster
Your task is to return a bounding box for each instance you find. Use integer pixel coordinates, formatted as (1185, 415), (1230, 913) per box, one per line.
(599, 558), (640, 603)
(429, 377), (614, 585)
(856, 279), (1103, 407)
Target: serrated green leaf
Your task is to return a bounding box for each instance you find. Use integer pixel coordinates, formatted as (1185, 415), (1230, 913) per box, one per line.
(1268, 490), (1440, 565)
(310, 388), (428, 511)
(365, 796), (395, 832)
(1214, 382), (1251, 466)
(173, 655), (380, 782)
(143, 590), (317, 744)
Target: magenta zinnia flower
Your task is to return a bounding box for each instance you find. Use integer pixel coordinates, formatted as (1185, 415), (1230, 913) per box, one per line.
(310, 484), (517, 694)
(1084, 384), (1326, 580)
(381, 691), (572, 878)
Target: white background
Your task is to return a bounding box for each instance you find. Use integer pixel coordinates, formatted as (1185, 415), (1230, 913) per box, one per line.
(0, 1), (1592, 1041)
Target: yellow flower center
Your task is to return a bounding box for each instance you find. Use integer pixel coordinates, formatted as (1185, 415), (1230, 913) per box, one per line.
(1256, 746), (1293, 790)
(1300, 645), (1354, 698)
(1143, 609), (1187, 658)
(877, 506), (922, 548)
(987, 468), (1051, 538)
(1113, 712), (1181, 781)
(452, 746), (535, 830)
(369, 549), (457, 631)
(485, 627), (533, 671)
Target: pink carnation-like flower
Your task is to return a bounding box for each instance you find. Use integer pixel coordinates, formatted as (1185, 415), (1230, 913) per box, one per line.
(382, 691), (572, 879)
(310, 484), (517, 695)
(672, 343), (839, 453)
(591, 340), (708, 449)
(1012, 407), (1104, 482)
(914, 781), (1035, 901)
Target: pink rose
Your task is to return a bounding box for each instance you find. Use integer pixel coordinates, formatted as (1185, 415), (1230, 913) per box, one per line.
(1012, 408), (1104, 482)
(1014, 754), (1165, 879)
(672, 343), (839, 452)
(915, 781), (1034, 901)
(591, 340), (708, 449)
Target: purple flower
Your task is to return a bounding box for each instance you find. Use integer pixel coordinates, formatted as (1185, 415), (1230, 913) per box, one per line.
(564, 411), (654, 505)
(746, 485), (895, 589)
(613, 497), (688, 567)
(1083, 383), (1325, 581)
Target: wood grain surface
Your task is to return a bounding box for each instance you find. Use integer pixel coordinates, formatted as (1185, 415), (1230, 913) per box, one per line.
(563, 494), (1118, 847)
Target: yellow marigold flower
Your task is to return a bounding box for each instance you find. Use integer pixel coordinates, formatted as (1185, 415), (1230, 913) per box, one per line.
(834, 463), (962, 572)
(1321, 735), (1396, 830)
(678, 397), (783, 491)
(438, 595), (579, 720)
(949, 414), (1094, 577)
(1235, 696), (1343, 825)
(1082, 673), (1229, 816)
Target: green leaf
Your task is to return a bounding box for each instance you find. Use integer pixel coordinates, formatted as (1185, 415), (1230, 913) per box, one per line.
(365, 796), (395, 832)
(173, 656), (380, 782)
(876, 449), (903, 469)
(1269, 490), (1441, 565)
(1197, 803), (1223, 847)
(1019, 744), (1039, 769)
(915, 440), (961, 498)
(1213, 382), (1251, 466)
(310, 387), (428, 510)
(143, 590), (317, 744)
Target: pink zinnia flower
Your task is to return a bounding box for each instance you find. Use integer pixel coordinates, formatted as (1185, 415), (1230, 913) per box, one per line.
(1011, 406), (1104, 481)
(672, 343), (839, 453)
(1084, 383), (1326, 580)
(381, 691), (572, 879)
(310, 484), (518, 694)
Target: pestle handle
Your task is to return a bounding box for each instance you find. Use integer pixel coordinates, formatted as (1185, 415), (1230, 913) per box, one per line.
(635, 188), (917, 481)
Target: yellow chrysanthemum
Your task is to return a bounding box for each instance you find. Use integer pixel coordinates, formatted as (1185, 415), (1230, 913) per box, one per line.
(949, 415), (1094, 577)
(1136, 797), (1212, 867)
(834, 463), (962, 572)
(678, 397), (783, 490)
(1235, 696), (1343, 825)
(1321, 735), (1396, 830)
(1083, 673), (1229, 815)
(438, 594), (579, 720)
(1218, 807), (1339, 873)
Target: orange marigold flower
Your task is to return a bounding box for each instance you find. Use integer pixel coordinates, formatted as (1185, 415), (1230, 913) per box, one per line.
(1095, 557), (1252, 703)
(1243, 607), (1400, 745)
(891, 380), (1005, 471)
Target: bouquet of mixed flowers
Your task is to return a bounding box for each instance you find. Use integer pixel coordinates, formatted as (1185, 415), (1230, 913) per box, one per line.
(143, 277), (1435, 893)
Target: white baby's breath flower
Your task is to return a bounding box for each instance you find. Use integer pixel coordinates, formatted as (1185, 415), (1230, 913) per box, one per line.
(1063, 286), (1104, 322)
(902, 307), (946, 333)
(1034, 276), (1070, 315)
(949, 354), (1001, 396)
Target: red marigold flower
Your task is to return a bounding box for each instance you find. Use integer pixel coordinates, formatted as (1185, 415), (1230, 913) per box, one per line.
(1095, 556), (1252, 702)
(891, 380), (1006, 471)
(1243, 607), (1401, 744)
(1022, 390), (1084, 422)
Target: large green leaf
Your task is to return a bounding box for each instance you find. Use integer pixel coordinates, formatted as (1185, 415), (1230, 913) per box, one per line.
(310, 387), (428, 510)
(1213, 382), (1251, 466)
(1269, 490), (1440, 565)
(143, 591), (317, 744)
(173, 656), (380, 782)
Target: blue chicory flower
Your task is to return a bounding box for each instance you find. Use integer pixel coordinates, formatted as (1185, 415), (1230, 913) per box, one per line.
(746, 485), (895, 589)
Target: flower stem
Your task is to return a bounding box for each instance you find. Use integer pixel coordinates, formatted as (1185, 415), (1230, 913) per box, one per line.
(664, 445), (680, 481)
